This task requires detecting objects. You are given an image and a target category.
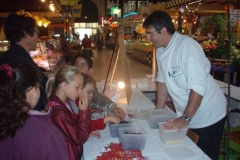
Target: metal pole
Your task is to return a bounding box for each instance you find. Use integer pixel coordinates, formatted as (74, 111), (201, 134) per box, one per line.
(226, 0), (231, 159)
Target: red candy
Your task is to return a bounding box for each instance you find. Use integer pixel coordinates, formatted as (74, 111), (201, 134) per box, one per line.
(96, 143), (146, 160)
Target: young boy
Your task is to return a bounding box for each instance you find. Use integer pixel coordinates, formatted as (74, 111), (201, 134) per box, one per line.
(72, 54), (125, 119)
(73, 73), (121, 138)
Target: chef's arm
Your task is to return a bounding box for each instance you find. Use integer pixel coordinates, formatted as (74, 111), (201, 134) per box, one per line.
(156, 82), (169, 109)
(183, 89), (203, 119)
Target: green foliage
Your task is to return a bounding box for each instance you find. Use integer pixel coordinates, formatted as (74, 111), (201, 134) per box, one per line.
(199, 14), (226, 35)
(231, 58), (240, 72)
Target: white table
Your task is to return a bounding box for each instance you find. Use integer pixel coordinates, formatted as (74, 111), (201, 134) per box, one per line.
(83, 120), (210, 160)
(83, 90), (210, 160)
(215, 80), (240, 102)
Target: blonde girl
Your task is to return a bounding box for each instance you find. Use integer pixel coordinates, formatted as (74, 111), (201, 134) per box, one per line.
(45, 65), (91, 160)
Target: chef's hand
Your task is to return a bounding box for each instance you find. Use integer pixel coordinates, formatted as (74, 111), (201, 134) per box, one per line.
(162, 117), (189, 132)
(113, 108), (125, 119)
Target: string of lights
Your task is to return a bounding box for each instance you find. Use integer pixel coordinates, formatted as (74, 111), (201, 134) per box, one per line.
(185, 0), (202, 13)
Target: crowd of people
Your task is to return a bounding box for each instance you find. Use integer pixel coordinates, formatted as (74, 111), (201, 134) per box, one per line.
(0, 13), (124, 160)
(0, 10), (227, 160)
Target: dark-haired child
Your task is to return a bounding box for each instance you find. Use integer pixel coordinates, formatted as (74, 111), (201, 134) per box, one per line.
(72, 54), (125, 118)
(0, 62), (69, 160)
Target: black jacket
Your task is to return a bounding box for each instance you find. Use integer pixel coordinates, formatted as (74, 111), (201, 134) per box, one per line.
(0, 43), (47, 111)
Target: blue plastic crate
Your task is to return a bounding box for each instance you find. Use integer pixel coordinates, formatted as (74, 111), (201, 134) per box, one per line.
(223, 64), (235, 73)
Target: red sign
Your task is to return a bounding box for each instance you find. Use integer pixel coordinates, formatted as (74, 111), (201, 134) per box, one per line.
(131, 15), (143, 20)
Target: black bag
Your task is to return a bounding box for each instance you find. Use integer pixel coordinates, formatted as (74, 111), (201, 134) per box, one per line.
(83, 49), (94, 57)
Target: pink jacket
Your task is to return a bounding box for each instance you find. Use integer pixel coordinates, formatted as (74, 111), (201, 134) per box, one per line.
(46, 95), (91, 160)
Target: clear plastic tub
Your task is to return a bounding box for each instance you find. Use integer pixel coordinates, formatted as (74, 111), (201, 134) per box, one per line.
(128, 109), (148, 120)
(109, 121), (132, 138)
(118, 127), (147, 150)
(147, 108), (175, 129)
(158, 122), (188, 145)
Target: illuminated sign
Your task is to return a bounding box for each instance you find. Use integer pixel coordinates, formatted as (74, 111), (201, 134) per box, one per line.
(110, 23), (118, 28)
(124, 14), (143, 21)
(110, 6), (118, 15)
(123, 12), (138, 18)
(72, 4), (82, 18)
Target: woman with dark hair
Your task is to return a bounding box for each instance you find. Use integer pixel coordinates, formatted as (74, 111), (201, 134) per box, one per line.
(0, 62), (70, 160)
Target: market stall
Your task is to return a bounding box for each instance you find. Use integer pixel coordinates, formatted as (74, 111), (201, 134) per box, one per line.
(131, 43), (154, 67)
(31, 38), (65, 77)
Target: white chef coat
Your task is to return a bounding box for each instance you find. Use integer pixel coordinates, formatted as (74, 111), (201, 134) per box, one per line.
(156, 32), (226, 128)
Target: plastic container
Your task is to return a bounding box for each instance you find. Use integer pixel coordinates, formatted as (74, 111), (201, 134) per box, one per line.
(109, 121), (132, 138)
(118, 127), (147, 150)
(129, 109), (148, 120)
(147, 108), (175, 129)
(158, 122), (188, 145)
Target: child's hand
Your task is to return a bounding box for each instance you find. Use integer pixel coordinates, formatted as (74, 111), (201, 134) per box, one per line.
(113, 108), (125, 119)
(104, 115), (121, 124)
(89, 131), (101, 139)
(78, 96), (89, 110)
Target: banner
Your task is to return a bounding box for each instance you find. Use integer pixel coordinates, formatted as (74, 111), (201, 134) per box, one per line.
(60, 0), (78, 6)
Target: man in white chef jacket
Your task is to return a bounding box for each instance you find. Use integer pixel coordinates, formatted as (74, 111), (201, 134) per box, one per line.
(143, 10), (227, 160)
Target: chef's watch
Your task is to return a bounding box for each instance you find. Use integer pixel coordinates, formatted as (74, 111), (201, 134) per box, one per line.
(182, 114), (191, 122)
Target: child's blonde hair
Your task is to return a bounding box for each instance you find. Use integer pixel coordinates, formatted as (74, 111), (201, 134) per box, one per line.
(46, 65), (82, 98)
(82, 73), (96, 89)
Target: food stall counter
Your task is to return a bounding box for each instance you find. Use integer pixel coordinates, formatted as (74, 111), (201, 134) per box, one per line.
(131, 43), (154, 66)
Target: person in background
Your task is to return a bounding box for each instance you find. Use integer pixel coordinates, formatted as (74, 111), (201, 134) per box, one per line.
(72, 54), (125, 119)
(106, 30), (111, 46)
(82, 34), (93, 57)
(90, 32), (95, 49)
(45, 65), (91, 160)
(143, 10), (227, 160)
(0, 62), (70, 160)
(95, 29), (103, 52)
(71, 73), (121, 138)
(72, 33), (80, 45)
(0, 13), (47, 111)
(75, 34), (80, 45)
(60, 33), (71, 65)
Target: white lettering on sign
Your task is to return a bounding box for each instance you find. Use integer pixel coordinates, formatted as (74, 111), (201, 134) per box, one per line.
(230, 9), (240, 22)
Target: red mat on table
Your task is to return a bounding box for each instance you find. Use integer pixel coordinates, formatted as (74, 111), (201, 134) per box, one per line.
(96, 143), (147, 160)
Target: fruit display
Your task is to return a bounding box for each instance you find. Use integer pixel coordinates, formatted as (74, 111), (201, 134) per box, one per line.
(222, 127), (240, 154)
(217, 45), (240, 60)
(230, 46), (240, 60)
(135, 24), (145, 35)
(201, 39), (218, 50)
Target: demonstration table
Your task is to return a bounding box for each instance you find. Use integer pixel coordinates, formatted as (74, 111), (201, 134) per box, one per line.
(82, 89), (210, 160)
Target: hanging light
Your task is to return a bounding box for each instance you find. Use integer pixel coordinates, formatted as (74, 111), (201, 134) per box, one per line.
(49, 4), (55, 11)
(16, 10), (50, 27)
(38, 20), (43, 26)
